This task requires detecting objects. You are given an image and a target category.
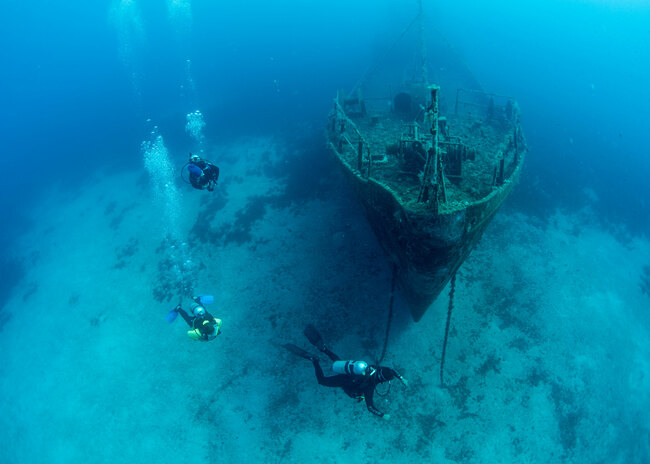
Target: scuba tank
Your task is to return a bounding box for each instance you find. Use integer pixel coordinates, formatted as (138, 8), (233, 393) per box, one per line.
(191, 303), (206, 317)
(332, 360), (369, 376)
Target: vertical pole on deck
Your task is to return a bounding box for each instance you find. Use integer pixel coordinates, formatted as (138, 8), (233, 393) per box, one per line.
(497, 156), (505, 186)
(418, 85), (440, 205)
(513, 125), (519, 166)
(357, 139), (364, 172)
(438, 153), (447, 203)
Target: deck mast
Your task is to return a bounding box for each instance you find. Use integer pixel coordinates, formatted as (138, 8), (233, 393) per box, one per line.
(417, 0), (428, 87)
(415, 1), (447, 209)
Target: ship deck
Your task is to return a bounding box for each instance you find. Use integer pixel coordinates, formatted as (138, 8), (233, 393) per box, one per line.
(338, 111), (519, 212)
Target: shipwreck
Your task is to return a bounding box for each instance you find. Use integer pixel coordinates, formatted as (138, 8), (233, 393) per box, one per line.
(326, 4), (527, 321)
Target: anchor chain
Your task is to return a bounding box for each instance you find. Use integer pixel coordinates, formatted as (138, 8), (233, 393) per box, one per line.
(440, 272), (457, 386)
(378, 265), (398, 365)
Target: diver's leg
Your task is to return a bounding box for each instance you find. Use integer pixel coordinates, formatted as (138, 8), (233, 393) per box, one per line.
(323, 348), (341, 362)
(178, 308), (194, 327)
(207, 165), (219, 183)
(199, 176), (209, 190)
(304, 324), (338, 359)
(313, 360), (345, 388)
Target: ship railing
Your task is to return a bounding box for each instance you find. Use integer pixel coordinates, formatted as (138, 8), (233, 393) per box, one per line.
(455, 88), (525, 188)
(492, 119), (525, 188)
(455, 88), (518, 124)
(331, 99), (373, 178)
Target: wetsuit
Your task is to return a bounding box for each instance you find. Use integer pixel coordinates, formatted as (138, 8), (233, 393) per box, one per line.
(312, 348), (400, 417)
(177, 308), (221, 341)
(188, 160), (220, 191)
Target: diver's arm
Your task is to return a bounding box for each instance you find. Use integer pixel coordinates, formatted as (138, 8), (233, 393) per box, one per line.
(383, 367), (408, 386)
(364, 387), (385, 417)
(392, 370), (408, 386)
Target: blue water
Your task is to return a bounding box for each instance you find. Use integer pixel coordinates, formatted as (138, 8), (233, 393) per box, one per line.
(1, 0), (648, 237)
(1, 0), (649, 461)
(433, 0), (650, 230)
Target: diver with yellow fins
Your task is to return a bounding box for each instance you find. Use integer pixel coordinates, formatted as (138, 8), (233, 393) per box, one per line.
(167, 295), (222, 341)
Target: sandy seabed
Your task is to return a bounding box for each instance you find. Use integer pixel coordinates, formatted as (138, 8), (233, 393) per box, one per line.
(1, 135), (648, 463)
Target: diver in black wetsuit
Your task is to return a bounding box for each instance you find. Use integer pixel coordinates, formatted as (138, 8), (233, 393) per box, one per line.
(283, 324), (407, 419)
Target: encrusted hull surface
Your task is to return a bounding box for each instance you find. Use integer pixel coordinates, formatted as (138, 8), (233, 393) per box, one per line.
(331, 149), (524, 321)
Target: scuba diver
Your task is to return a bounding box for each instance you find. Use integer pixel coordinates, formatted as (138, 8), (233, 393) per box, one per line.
(283, 324), (408, 419)
(167, 296), (222, 341)
(187, 153), (220, 191)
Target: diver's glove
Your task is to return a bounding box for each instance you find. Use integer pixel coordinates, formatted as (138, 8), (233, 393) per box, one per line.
(398, 375), (408, 387)
(382, 414), (391, 421)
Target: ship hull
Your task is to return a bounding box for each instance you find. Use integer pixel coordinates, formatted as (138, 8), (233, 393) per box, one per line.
(330, 142), (524, 321)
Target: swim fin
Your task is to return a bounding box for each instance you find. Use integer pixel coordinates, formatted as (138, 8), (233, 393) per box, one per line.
(303, 324), (326, 352)
(166, 308), (179, 323)
(282, 343), (318, 361)
(197, 294), (214, 305)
